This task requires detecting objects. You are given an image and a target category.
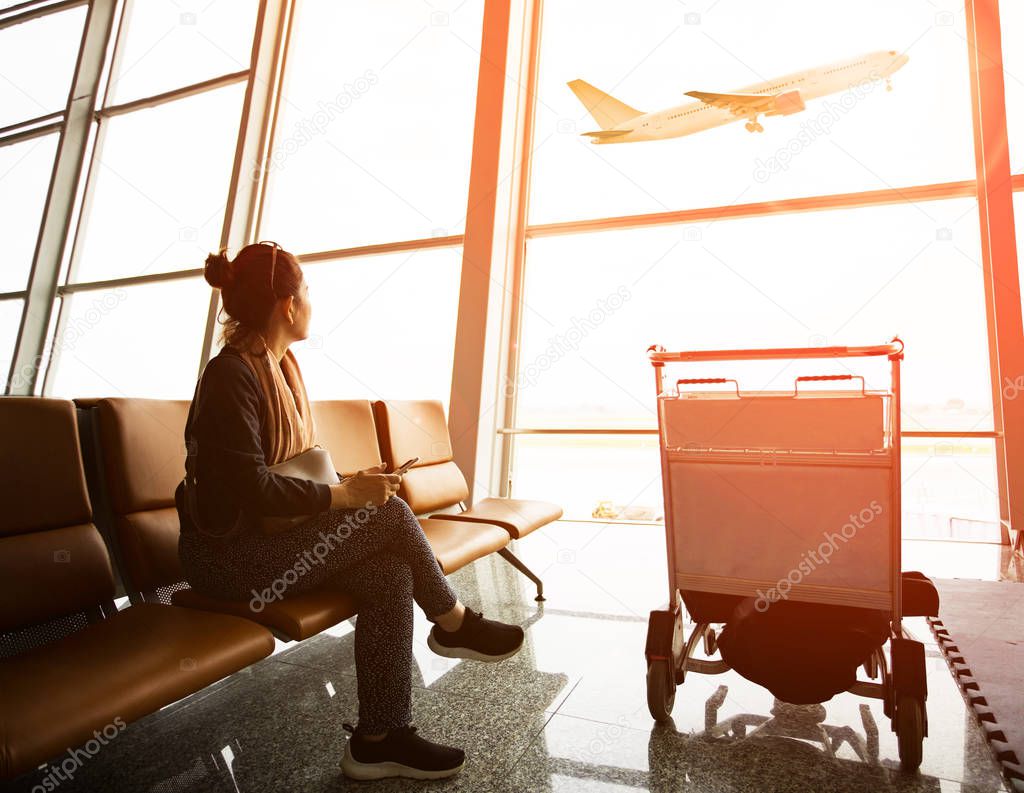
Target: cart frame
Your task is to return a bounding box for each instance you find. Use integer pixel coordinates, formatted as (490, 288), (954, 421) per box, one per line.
(643, 339), (929, 771)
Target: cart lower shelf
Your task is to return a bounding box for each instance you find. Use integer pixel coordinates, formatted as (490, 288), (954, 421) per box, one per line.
(644, 604), (927, 772)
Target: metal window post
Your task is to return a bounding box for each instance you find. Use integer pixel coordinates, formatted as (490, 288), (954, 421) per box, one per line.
(449, 0), (539, 503)
(496, 0), (543, 498)
(965, 0), (1024, 546)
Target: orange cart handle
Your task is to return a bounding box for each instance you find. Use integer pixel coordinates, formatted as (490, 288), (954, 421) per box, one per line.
(648, 338), (903, 365)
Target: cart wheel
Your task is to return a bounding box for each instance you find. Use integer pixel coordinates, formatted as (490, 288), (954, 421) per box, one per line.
(646, 659), (675, 721)
(863, 649), (879, 680)
(703, 626), (718, 656)
(895, 693), (925, 771)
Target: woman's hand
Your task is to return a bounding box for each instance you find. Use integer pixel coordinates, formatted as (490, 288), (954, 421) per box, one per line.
(329, 463), (401, 509)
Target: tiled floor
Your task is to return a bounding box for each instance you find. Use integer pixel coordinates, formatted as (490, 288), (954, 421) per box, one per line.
(8, 522), (1015, 792)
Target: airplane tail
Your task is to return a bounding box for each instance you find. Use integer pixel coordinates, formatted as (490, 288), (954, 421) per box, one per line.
(567, 79), (644, 130)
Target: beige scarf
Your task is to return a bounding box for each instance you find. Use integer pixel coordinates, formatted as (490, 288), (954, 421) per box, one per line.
(234, 341), (317, 465)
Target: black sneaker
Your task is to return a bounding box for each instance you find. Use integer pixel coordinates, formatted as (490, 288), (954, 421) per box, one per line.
(427, 608), (524, 662)
(340, 723), (465, 780)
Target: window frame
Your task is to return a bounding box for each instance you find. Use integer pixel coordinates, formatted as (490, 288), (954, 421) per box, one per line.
(4, 0), (1021, 548)
(500, 0), (1023, 542)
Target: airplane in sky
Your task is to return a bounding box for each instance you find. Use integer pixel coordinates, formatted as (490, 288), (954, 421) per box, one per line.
(567, 50), (909, 144)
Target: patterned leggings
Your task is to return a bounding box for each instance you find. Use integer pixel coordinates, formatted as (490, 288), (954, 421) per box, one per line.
(178, 496), (459, 732)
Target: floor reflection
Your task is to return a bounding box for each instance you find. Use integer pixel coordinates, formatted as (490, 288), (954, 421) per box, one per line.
(700, 692), (880, 765)
(507, 681), (1001, 792)
(5, 524), (1015, 792)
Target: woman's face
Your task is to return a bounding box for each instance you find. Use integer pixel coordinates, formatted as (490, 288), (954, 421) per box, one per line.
(291, 279), (312, 340)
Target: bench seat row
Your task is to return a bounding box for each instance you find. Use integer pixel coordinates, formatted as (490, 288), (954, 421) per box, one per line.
(0, 396), (560, 780)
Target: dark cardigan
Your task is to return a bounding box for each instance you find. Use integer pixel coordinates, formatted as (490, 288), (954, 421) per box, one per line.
(174, 345), (332, 538)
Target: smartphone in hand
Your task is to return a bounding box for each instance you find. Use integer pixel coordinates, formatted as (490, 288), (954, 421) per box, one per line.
(394, 457), (419, 475)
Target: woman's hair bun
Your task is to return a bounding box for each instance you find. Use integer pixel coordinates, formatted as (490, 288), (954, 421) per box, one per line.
(204, 250), (235, 289)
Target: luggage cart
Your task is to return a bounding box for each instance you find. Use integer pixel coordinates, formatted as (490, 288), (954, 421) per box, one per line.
(643, 339), (928, 770)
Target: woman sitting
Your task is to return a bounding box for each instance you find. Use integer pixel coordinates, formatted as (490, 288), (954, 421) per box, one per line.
(175, 241), (524, 781)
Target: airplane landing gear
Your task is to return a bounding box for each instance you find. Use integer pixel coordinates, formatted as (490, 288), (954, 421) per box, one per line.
(744, 120), (764, 133)
(886, 78), (893, 92)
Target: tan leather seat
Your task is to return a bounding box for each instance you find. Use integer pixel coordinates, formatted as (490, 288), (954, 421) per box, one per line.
(172, 401), (507, 635)
(91, 398), (193, 595)
(170, 519), (510, 637)
(169, 517), (510, 637)
(316, 399), (509, 564)
(372, 399), (470, 513)
(0, 603), (273, 780)
(421, 517), (510, 574)
(439, 497), (563, 540)
(0, 397), (274, 781)
(91, 398), (506, 640)
(310, 400), (384, 475)
(172, 585), (357, 642)
(372, 400), (562, 538)
(91, 398), (363, 640)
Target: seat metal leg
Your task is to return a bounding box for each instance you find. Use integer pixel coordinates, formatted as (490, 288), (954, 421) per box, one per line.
(498, 547), (545, 601)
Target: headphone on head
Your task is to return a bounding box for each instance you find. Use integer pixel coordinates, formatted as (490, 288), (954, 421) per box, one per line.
(256, 240), (283, 297)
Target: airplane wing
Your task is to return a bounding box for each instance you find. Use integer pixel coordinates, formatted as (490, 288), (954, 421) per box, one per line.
(582, 129), (632, 138)
(685, 90), (775, 115)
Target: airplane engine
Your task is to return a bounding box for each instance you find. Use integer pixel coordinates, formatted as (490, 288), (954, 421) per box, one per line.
(770, 89), (805, 115)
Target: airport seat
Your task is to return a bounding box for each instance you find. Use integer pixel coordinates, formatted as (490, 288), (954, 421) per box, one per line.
(310, 399), (509, 570)
(441, 497), (564, 539)
(0, 397), (274, 781)
(372, 400), (561, 599)
(86, 398), (193, 602)
(417, 516), (510, 573)
(171, 517), (508, 638)
(82, 398), (357, 639)
(84, 398), (507, 640)
(172, 583), (356, 641)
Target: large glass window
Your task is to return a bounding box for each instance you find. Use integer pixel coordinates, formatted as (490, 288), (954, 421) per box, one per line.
(512, 434), (664, 522)
(1001, 0), (1023, 171)
(513, 0), (1001, 547)
(0, 6), (86, 127)
(291, 246), (462, 406)
(517, 199), (991, 433)
(511, 434), (1000, 540)
(1, 4), (88, 395)
(0, 299), (24, 388)
(69, 83), (247, 284)
(36, 0), (257, 397)
(512, 195), (999, 535)
(255, 1), (482, 414)
(902, 437), (1000, 540)
(48, 279), (209, 399)
(104, 0), (259, 105)
(260, 0), (484, 251)
(0, 0), (1013, 551)
(0, 133), (58, 293)
(530, 0), (975, 225)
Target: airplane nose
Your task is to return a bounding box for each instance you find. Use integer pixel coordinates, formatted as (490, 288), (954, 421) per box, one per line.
(882, 51), (909, 75)
(889, 51), (909, 69)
